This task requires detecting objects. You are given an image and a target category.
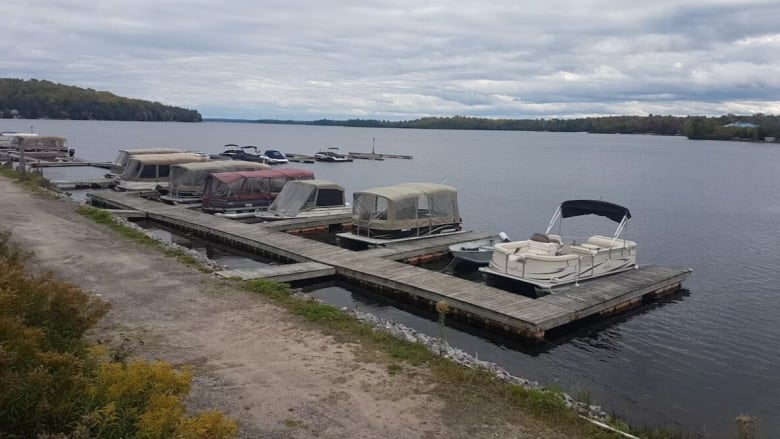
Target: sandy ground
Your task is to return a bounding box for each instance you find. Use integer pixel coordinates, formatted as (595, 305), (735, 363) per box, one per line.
(0, 177), (547, 439)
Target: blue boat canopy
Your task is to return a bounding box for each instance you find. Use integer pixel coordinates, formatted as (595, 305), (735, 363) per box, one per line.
(560, 200), (631, 223)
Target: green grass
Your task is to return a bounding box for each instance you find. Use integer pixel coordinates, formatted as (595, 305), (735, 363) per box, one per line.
(76, 205), (209, 272)
(0, 164), (57, 195)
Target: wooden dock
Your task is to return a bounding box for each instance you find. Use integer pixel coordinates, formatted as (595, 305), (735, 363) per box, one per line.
(30, 161), (113, 168)
(86, 191), (691, 340)
(53, 178), (115, 190)
(216, 262), (335, 282)
(348, 151), (413, 160)
(284, 153), (316, 163)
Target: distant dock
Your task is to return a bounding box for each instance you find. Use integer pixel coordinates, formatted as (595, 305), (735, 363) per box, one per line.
(348, 151), (413, 160)
(284, 153), (315, 163)
(87, 191), (692, 341)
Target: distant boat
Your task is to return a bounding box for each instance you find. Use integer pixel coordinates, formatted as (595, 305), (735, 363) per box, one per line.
(314, 147), (353, 162)
(218, 144), (267, 163)
(261, 149), (289, 164)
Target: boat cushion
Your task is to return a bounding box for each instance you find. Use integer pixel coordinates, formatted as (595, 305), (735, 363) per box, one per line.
(586, 235), (637, 249)
(525, 240), (559, 256)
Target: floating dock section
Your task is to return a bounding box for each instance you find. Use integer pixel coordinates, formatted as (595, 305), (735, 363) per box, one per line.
(87, 191), (691, 340)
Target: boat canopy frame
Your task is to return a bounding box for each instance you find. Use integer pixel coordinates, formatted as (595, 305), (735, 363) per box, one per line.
(545, 199), (632, 245)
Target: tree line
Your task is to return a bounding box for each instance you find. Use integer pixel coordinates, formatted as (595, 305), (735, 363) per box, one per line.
(0, 78), (202, 122)
(257, 114), (780, 141)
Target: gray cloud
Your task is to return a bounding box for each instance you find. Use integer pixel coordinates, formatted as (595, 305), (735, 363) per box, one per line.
(3, 0), (780, 119)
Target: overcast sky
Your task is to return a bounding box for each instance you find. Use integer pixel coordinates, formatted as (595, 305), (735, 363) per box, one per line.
(5, 0), (780, 120)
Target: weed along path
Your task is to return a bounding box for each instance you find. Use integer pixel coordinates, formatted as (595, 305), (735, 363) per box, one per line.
(0, 177), (576, 439)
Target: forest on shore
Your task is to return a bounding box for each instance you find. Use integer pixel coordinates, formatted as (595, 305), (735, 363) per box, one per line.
(0, 78), (202, 122)
(256, 114), (780, 141)
(4, 77), (777, 140)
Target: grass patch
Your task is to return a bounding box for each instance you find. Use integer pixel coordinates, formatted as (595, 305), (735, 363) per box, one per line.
(0, 164), (57, 195)
(243, 279), (640, 438)
(387, 364), (403, 375)
(76, 205), (209, 272)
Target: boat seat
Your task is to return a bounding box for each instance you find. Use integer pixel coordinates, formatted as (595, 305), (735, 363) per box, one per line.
(518, 240), (560, 256)
(586, 235), (637, 249)
(529, 232), (550, 243)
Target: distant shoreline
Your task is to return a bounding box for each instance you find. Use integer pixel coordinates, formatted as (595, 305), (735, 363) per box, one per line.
(203, 115), (780, 142)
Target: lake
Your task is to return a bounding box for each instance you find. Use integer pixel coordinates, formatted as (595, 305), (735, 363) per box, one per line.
(3, 119), (779, 437)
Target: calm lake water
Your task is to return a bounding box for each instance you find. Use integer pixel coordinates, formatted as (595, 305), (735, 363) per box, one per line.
(3, 119), (779, 437)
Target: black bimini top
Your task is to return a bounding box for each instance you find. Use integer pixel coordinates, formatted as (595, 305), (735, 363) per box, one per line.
(560, 200), (631, 223)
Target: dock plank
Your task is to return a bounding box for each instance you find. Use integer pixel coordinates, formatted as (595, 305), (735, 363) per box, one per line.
(216, 262), (335, 282)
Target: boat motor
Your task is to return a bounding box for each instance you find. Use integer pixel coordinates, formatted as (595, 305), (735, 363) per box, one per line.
(499, 232), (511, 242)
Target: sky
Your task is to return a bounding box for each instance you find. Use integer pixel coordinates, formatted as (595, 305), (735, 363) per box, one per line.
(4, 0), (780, 120)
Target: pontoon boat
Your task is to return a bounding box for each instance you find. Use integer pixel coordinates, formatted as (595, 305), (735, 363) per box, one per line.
(159, 160), (270, 204)
(113, 152), (208, 191)
(255, 179), (350, 221)
(337, 182), (463, 249)
(107, 148), (183, 178)
(201, 168), (314, 214)
(479, 200), (637, 296)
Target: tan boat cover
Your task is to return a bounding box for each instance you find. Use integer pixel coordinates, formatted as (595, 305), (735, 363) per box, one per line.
(352, 182), (459, 231)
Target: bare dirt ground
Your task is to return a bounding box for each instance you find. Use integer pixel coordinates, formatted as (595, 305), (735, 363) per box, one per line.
(0, 177), (552, 439)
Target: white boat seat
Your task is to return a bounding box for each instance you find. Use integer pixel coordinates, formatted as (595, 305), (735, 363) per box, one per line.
(586, 235), (637, 249)
(516, 239), (560, 256)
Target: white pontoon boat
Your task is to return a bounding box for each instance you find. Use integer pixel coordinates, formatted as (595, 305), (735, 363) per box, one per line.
(107, 148), (183, 178)
(113, 153), (207, 191)
(479, 200), (637, 295)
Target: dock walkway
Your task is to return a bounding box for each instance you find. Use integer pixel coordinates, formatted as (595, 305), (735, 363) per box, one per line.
(87, 191), (691, 339)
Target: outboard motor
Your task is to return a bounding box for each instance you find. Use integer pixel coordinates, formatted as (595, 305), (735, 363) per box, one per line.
(499, 232), (511, 242)
(68, 148), (75, 157)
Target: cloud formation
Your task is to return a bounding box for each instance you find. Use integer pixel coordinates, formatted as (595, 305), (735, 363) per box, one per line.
(4, 0), (780, 119)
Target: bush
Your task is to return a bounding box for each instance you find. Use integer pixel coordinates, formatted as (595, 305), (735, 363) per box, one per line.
(0, 230), (237, 439)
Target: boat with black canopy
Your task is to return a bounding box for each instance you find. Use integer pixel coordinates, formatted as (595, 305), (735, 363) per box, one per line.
(479, 199), (637, 296)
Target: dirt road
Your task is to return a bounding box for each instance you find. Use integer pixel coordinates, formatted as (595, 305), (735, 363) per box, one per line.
(0, 177), (544, 439)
